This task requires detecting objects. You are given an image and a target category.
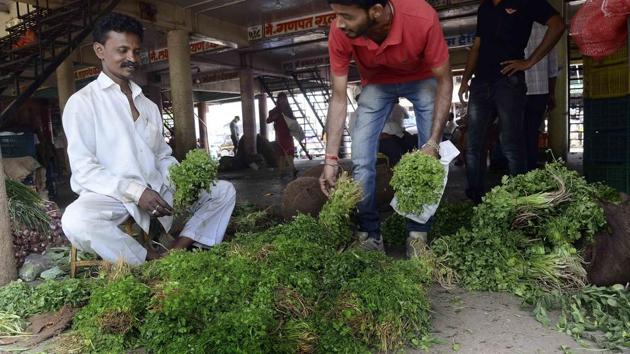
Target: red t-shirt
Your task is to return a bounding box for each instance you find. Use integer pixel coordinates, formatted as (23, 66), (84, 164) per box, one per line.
(328, 0), (449, 85)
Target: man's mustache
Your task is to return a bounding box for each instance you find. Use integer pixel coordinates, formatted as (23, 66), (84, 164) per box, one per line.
(121, 61), (138, 69)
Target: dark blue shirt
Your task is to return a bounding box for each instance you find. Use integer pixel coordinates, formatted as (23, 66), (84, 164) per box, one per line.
(475, 0), (558, 81)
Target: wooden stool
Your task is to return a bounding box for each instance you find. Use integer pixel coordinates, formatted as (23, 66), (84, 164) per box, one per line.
(69, 218), (150, 278)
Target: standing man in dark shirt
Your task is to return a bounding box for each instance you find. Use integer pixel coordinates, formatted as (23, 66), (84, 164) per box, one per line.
(229, 116), (240, 155)
(458, 0), (565, 203)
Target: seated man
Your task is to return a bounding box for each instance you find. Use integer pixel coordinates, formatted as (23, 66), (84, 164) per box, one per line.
(61, 13), (235, 265)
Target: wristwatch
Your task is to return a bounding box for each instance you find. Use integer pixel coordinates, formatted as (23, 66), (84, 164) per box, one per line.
(422, 140), (440, 153)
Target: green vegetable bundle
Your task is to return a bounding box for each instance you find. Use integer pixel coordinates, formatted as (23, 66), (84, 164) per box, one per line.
(169, 149), (218, 214)
(390, 151), (444, 214)
(6, 179), (50, 234)
(433, 163), (605, 296)
(318, 172), (362, 249)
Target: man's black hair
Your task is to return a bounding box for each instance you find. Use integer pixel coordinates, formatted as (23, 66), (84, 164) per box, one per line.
(93, 12), (144, 44)
(327, 0), (388, 9)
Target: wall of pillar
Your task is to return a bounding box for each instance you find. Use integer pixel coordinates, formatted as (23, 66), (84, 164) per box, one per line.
(257, 93), (268, 139)
(239, 67), (257, 155)
(548, 0), (568, 160)
(167, 29), (196, 160)
(197, 102), (208, 151)
(55, 56), (75, 113)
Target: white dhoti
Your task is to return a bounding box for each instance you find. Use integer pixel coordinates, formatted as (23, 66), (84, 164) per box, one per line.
(61, 180), (236, 265)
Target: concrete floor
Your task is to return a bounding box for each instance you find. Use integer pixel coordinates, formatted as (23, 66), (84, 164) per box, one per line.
(45, 154), (619, 353)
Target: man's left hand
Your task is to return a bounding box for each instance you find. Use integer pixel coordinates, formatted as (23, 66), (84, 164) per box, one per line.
(500, 59), (532, 76)
(547, 95), (556, 112)
(420, 144), (440, 159)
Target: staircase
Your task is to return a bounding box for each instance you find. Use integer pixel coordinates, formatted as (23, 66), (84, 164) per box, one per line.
(160, 92), (176, 141)
(258, 75), (324, 160)
(0, 0), (121, 125)
(292, 68), (353, 158)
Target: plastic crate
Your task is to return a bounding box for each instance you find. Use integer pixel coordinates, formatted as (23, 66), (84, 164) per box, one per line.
(584, 96), (630, 131)
(583, 45), (628, 68)
(583, 63), (630, 99)
(0, 133), (36, 158)
(584, 162), (630, 193)
(583, 130), (629, 163)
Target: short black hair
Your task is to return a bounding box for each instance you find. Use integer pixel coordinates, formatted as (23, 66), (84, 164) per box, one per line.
(327, 0), (388, 10)
(93, 12), (144, 44)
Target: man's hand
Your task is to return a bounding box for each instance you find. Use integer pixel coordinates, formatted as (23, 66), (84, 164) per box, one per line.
(420, 144), (440, 160)
(319, 163), (339, 197)
(458, 81), (470, 104)
(547, 94), (556, 112)
(138, 188), (173, 217)
(500, 59), (533, 76)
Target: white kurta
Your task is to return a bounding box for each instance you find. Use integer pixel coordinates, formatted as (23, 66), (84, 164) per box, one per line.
(61, 73), (235, 265)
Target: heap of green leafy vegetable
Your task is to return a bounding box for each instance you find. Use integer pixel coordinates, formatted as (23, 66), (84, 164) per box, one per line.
(390, 151), (445, 214)
(60, 176), (434, 353)
(169, 149), (219, 214)
(432, 162), (629, 349)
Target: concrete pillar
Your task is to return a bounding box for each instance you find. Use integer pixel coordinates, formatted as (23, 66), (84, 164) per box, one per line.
(56, 56), (75, 113)
(258, 93), (268, 139)
(55, 56), (75, 176)
(548, 0), (568, 160)
(240, 67), (257, 155)
(197, 102), (208, 151)
(167, 29), (196, 160)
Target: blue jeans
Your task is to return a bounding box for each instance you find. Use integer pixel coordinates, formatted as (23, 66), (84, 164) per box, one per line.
(352, 78), (437, 233)
(465, 74), (527, 203)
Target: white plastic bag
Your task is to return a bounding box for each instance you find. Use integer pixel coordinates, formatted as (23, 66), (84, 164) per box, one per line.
(283, 113), (305, 141)
(390, 140), (460, 224)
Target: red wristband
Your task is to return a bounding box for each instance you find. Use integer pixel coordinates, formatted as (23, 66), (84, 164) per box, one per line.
(325, 154), (339, 161)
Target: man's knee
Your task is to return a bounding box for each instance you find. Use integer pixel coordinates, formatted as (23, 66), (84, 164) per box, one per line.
(61, 202), (81, 235)
(213, 180), (236, 204)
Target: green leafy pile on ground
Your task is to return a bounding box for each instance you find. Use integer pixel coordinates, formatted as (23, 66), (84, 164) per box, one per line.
(169, 149), (218, 214)
(432, 162), (629, 349)
(534, 284), (630, 350)
(0, 279), (93, 318)
(227, 203), (282, 237)
(66, 176), (434, 353)
(390, 151), (445, 214)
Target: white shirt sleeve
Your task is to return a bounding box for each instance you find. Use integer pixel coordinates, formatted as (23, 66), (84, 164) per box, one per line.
(63, 94), (146, 203)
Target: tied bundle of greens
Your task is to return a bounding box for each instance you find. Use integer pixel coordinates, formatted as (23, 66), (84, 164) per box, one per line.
(318, 172), (362, 249)
(390, 151), (444, 214)
(6, 179), (50, 235)
(169, 149), (218, 215)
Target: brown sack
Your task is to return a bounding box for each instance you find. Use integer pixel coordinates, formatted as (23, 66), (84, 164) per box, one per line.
(585, 194), (630, 286)
(281, 177), (328, 220)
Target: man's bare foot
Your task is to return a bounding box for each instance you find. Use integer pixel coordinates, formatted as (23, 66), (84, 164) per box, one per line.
(146, 248), (164, 261)
(170, 236), (195, 250)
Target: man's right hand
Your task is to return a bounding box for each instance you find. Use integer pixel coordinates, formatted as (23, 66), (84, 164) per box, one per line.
(319, 163), (339, 197)
(138, 188), (173, 217)
(458, 82), (470, 104)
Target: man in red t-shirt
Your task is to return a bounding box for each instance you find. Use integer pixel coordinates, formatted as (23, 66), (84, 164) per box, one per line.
(319, 0), (453, 257)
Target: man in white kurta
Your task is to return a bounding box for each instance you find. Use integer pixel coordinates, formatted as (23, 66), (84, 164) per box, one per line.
(61, 12), (235, 265)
